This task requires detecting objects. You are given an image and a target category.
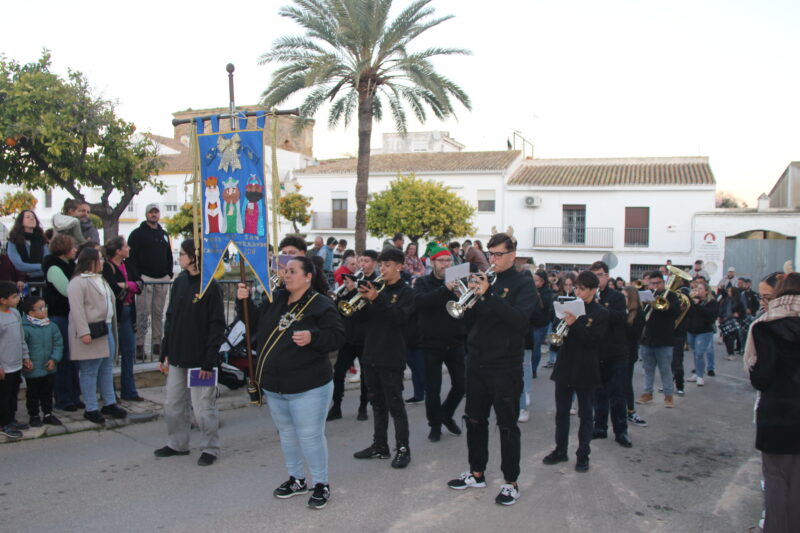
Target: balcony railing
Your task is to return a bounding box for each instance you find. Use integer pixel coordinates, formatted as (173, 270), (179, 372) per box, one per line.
(311, 211), (356, 230)
(624, 228), (650, 247)
(533, 227), (613, 248)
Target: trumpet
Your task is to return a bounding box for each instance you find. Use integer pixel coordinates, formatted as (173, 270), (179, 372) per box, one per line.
(338, 275), (384, 317)
(333, 269), (364, 298)
(547, 319), (569, 347)
(268, 272), (283, 293)
(445, 265), (497, 319)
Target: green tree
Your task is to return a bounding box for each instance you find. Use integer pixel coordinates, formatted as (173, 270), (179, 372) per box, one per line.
(366, 173), (474, 243)
(0, 191), (37, 217)
(163, 203), (195, 238)
(715, 191), (748, 208)
(0, 51), (164, 238)
(278, 191), (312, 233)
(260, 0), (471, 251)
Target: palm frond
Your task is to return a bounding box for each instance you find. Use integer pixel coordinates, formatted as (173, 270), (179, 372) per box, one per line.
(328, 89), (357, 129)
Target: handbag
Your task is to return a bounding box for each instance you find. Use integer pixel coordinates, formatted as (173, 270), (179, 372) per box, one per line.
(88, 321), (109, 339)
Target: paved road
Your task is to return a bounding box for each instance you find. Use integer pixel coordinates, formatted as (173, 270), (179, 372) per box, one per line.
(1, 346), (762, 533)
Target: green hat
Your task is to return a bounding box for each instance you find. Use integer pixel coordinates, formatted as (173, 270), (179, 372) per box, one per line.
(425, 242), (450, 260)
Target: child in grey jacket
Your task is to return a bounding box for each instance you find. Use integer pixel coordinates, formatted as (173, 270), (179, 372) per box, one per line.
(0, 281), (31, 439)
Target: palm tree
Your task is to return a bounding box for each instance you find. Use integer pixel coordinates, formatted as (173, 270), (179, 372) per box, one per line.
(260, 0), (471, 252)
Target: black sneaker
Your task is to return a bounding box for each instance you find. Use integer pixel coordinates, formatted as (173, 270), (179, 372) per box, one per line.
(101, 404), (127, 419)
(405, 396), (424, 404)
(61, 404), (78, 412)
(356, 405), (368, 421)
(542, 450), (569, 465)
(575, 456), (590, 472)
(353, 443), (390, 459)
(84, 410), (105, 424)
(308, 483), (330, 509)
(442, 417), (462, 436)
(676, 388), (685, 397)
(447, 471), (486, 490)
(391, 446), (411, 468)
(12, 420), (29, 430)
(707, 370), (716, 377)
(76, 401), (85, 409)
(495, 483), (520, 506)
(29, 415), (43, 428)
(592, 428), (608, 439)
(42, 414), (62, 426)
(154, 446), (190, 457)
(428, 427), (441, 442)
(0, 425), (23, 439)
(197, 452), (217, 466)
(273, 476), (308, 499)
(326, 404), (342, 421)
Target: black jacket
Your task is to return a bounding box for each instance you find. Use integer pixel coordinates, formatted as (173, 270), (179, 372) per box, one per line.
(102, 259), (143, 326)
(466, 267), (536, 369)
(161, 272), (225, 371)
(750, 317), (800, 454)
(128, 222), (173, 278)
(338, 270), (378, 345)
(598, 285), (628, 361)
(359, 279), (415, 370)
(718, 295), (745, 321)
(531, 285), (554, 328)
(243, 288), (345, 394)
(42, 255), (74, 317)
(413, 273), (466, 350)
(551, 299), (608, 389)
(641, 291), (681, 347)
(687, 298), (718, 334)
(625, 307), (646, 362)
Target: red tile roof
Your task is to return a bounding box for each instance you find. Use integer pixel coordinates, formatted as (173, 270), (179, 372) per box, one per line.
(295, 150), (521, 174)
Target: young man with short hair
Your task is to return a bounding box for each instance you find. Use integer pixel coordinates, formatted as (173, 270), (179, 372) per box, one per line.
(353, 248), (415, 468)
(543, 271), (609, 472)
(446, 233), (536, 506)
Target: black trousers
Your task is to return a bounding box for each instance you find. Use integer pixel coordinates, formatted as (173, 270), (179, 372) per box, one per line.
(26, 374), (55, 417)
(423, 346), (465, 429)
(0, 370), (22, 426)
(671, 334), (687, 389)
(465, 365), (522, 482)
(555, 382), (594, 459)
(624, 343), (639, 412)
(331, 343), (368, 408)
(363, 364), (409, 448)
(762, 452), (800, 533)
(594, 358), (629, 435)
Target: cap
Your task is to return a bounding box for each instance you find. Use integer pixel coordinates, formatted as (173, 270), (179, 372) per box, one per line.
(727, 266), (736, 272)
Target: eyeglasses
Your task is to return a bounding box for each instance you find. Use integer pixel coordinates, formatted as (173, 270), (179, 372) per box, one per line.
(487, 251), (513, 258)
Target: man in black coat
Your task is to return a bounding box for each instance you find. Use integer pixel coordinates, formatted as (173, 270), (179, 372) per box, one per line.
(590, 261), (632, 448)
(543, 270), (609, 472)
(446, 233), (536, 506)
(413, 245), (467, 442)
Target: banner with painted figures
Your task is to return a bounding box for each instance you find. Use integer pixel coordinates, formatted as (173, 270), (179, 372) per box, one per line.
(195, 115), (271, 298)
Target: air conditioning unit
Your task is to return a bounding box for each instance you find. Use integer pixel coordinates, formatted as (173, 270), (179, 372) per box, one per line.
(524, 196), (542, 208)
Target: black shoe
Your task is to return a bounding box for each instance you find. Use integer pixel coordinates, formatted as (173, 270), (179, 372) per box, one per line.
(42, 414), (62, 426)
(707, 370), (716, 377)
(391, 446), (411, 468)
(154, 446), (190, 457)
(442, 417), (462, 436)
(101, 404), (127, 419)
(542, 450), (569, 465)
(197, 452), (216, 466)
(326, 404), (342, 421)
(308, 483), (330, 509)
(84, 410), (105, 424)
(353, 443), (390, 459)
(76, 401), (85, 409)
(428, 427), (441, 442)
(495, 483), (520, 506)
(12, 420), (30, 430)
(615, 433), (633, 448)
(29, 415), (43, 428)
(405, 396), (424, 404)
(122, 395), (145, 402)
(273, 476), (308, 499)
(592, 428), (608, 440)
(356, 406), (368, 421)
(0, 425), (22, 439)
(575, 456), (590, 472)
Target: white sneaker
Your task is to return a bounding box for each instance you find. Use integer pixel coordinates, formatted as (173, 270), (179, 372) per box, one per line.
(347, 371), (361, 383)
(447, 471), (486, 490)
(570, 408), (577, 416)
(518, 409), (529, 423)
(696, 377), (705, 386)
(495, 483), (520, 506)
(687, 374), (697, 383)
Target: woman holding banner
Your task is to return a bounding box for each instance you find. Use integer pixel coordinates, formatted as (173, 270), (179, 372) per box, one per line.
(237, 255), (345, 509)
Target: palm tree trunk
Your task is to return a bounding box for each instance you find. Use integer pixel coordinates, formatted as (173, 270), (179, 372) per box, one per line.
(354, 93), (373, 253)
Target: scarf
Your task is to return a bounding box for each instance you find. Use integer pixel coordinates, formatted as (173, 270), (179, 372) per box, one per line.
(16, 231), (45, 264)
(26, 314), (51, 327)
(743, 294), (800, 371)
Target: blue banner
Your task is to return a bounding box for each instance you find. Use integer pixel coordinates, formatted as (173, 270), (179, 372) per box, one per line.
(196, 125), (271, 298)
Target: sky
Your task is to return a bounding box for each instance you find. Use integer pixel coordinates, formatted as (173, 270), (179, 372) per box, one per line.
(3, 0), (799, 206)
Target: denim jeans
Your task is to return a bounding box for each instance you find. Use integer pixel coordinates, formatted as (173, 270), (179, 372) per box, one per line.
(531, 325), (548, 372)
(687, 332), (714, 378)
(520, 350), (532, 410)
(265, 381), (333, 485)
(79, 328), (117, 412)
(118, 306), (139, 399)
(639, 345), (674, 396)
(52, 315), (81, 409)
(406, 347), (425, 400)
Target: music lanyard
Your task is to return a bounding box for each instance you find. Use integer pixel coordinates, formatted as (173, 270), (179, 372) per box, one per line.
(254, 293), (319, 388)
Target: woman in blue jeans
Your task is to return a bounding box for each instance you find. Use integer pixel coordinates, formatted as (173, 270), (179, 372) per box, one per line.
(237, 256), (345, 510)
(102, 236), (144, 401)
(686, 280), (718, 385)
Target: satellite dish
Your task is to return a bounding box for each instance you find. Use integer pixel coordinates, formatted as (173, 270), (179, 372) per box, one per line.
(601, 253), (619, 269)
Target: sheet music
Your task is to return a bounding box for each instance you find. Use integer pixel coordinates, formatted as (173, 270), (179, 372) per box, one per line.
(553, 299), (586, 319)
(444, 263), (470, 284)
(639, 290), (655, 303)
